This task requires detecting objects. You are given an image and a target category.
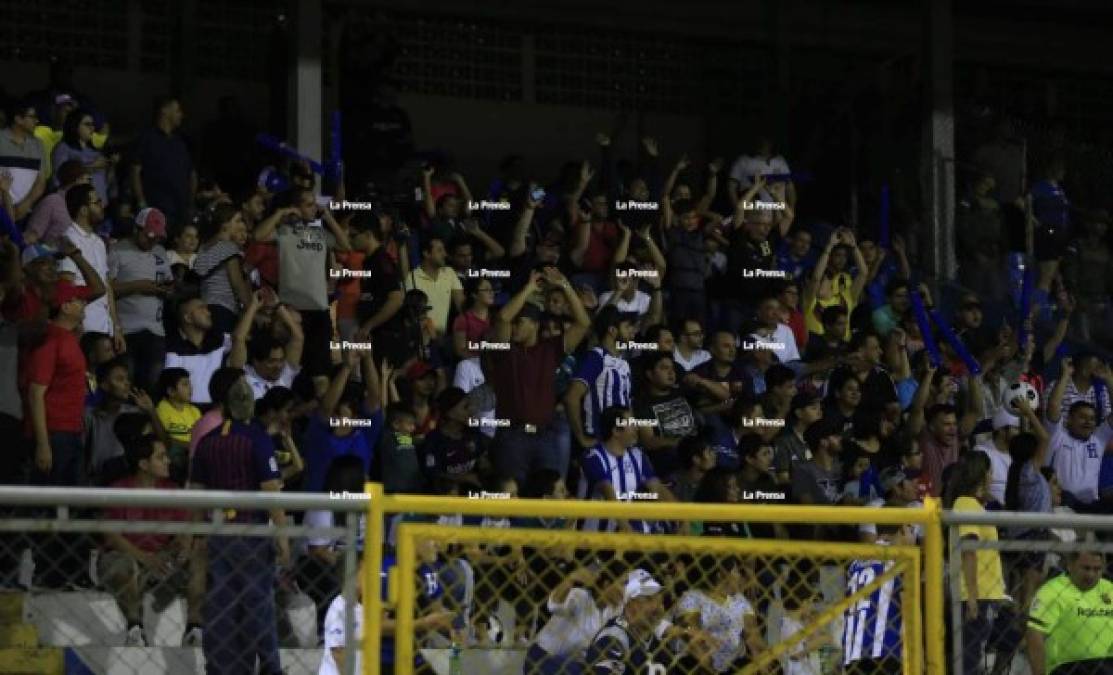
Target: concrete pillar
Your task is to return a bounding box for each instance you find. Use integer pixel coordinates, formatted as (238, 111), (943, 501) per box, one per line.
(290, 0), (323, 165)
(922, 0), (957, 281)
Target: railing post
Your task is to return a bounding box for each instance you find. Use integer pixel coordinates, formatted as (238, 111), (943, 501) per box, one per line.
(923, 497), (945, 675)
(365, 482), (385, 675)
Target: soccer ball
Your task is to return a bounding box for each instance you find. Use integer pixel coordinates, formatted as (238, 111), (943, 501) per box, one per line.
(1005, 381), (1039, 414)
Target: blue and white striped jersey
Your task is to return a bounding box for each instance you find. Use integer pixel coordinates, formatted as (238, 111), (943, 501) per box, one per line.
(582, 444), (657, 533)
(573, 347), (632, 436)
(843, 556), (902, 664)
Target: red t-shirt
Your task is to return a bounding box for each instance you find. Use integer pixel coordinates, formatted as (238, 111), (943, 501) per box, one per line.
(2, 281), (90, 323)
(244, 241), (279, 289)
(335, 250), (366, 320)
(452, 310), (490, 343)
(484, 335), (564, 427)
(103, 476), (190, 552)
(581, 221), (620, 273)
(23, 322), (87, 434)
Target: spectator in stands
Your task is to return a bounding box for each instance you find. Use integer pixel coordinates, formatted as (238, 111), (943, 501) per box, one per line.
(418, 386), (486, 486)
(804, 228), (868, 342)
(380, 403), (421, 495)
(188, 366), (243, 458)
(728, 136), (795, 207)
(583, 570), (670, 674)
(452, 278), (494, 359)
(404, 235), (464, 338)
(773, 392), (824, 486)
(109, 207), (172, 391)
(860, 466), (924, 544)
(673, 317), (710, 374)
(86, 357), (166, 484)
(582, 406), (677, 533)
(167, 222), (198, 271)
(802, 305), (851, 365)
(663, 197), (709, 325)
(193, 202), (251, 334)
(237, 298), (304, 399)
(667, 435), (717, 503)
(1047, 352), (1111, 422)
(164, 294), (247, 406)
(24, 160), (89, 246)
(484, 268), (590, 485)
(792, 418), (844, 510)
(1, 98), (46, 220)
(597, 264), (662, 330)
(872, 279), (912, 339)
(132, 96), (195, 229)
(777, 228), (816, 282)
(1030, 156), (1071, 293)
(0, 238), (20, 578)
(303, 349), (383, 493)
(52, 107), (114, 203)
(57, 183), (121, 345)
(566, 306), (635, 452)
(1044, 357), (1113, 506)
(975, 408), (1020, 506)
(675, 555), (763, 673)
(352, 216), (406, 364)
(749, 293), (801, 364)
(189, 376), (288, 675)
(99, 435), (201, 647)
(155, 366), (200, 477)
(631, 352), (698, 473)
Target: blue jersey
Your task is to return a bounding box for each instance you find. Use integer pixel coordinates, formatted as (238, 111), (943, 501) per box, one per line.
(843, 557), (902, 664)
(572, 347), (632, 436)
(584, 616), (668, 675)
(380, 554), (443, 666)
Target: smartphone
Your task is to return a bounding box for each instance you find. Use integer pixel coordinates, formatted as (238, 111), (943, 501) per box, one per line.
(530, 187), (546, 202)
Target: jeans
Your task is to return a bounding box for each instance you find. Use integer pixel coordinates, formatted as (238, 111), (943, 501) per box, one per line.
(125, 330), (166, 394)
(203, 536), (281, 675)
(491, 427), (564, 487)
(962, 600), (998, 675)
(31, 431), (88, 587)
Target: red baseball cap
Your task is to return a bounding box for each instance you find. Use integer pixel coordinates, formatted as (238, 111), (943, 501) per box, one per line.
(52, 280), (89, 308)
(405, 360), (436, 380)
(135, 207), (167, 238)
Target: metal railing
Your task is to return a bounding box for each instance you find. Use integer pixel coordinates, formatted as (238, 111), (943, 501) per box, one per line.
(0, 487), (364, 675)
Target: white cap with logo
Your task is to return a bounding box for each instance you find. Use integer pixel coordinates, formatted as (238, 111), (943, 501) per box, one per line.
(624, 569), (664, 604)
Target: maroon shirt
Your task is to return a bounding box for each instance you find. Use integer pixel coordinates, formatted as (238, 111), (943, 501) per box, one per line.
(484, 335), (564, 427)
(918, 427), (957, 498)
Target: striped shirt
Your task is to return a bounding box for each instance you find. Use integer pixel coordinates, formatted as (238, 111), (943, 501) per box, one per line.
(572, 347), (632, 436)
(582, 444), (657, 533)
(0, 128), (43, 203)
(190, 420), (281, 523)
(843, 554), (902, 664)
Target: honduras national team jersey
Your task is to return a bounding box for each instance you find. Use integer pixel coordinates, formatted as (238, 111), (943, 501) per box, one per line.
(582, 444), (657, 533)
(380, 554), (443, 666)
(843, 555), (902, 664)
(573, 347), (632, 436)
(585, 616), (668, 675)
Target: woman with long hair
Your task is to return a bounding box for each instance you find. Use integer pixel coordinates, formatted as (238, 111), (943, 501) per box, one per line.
(52, 107), (116, 202)
(452, 278), (495, 359)
(192, 202), (252, 334)
(945, 451), (1010, 675)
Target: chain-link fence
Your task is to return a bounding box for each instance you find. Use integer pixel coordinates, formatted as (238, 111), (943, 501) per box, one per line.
(367, 488), (945, 675)
(944, 510), (1113, 675)
(0, 486), (363, 675)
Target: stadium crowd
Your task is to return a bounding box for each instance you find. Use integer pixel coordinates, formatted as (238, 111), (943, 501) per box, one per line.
(1, 81), (1113, 675)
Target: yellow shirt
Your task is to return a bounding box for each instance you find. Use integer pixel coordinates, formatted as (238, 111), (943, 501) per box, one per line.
(157, 399), (202, 447)
(403, 266), (463, 334)
(804, 274), (855, 340)
(953, 496), (1007, 601)
(33, 126), (109, 180)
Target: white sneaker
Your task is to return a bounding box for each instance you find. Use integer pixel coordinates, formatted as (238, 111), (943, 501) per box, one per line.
(125, 625), (147, 647)
(183, 627), (202, 647)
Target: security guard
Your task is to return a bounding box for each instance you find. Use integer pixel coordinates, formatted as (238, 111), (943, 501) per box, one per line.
(1027, 550), (1113, 675)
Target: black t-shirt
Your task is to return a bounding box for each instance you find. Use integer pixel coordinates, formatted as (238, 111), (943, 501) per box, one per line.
(737, 472), (784, 539)
(357, 246), (403, 332)
(417, 428), (485, 480)
(632, 390), (698, 440)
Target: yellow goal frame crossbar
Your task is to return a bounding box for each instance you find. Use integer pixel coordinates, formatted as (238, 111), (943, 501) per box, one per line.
(362, 483), (944, 675)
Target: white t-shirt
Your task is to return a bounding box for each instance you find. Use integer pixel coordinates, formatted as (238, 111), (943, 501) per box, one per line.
(675, 590), (754, 672)
(749, 323), (801, 363)
(729, 154), (791, 201)
(318, 594), (361, 675)
(537, 587), (616, 657)
(58, 222), (113, 335)
(1044, 417), (1112, 504)
(597, 290), (651, 318)
(453, 358), (496, 438)
(245, 362), (300, 400)
(975, 441), (1011, 505)
(781, 613), (822, 675)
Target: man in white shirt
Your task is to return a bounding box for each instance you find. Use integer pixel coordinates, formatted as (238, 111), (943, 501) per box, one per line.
(974, 408), (1020, 506)
(57, 183), (123, 347)
(318, 588), (361, 675)
(749, 293), (800, 363)
(1044, 357), (1113, 505)
(673, 318), (711, 373)
(237, 298), (303, 400)
(728, 137), (795, 206)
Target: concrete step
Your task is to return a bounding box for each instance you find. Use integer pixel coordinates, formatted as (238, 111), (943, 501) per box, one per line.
(68, 647), (323, 675)
(0, 647), (63, 674)
(0, 595), (25, 625)
(0, 624), (37, 649)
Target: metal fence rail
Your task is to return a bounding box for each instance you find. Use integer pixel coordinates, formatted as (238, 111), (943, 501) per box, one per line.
(0, 487), (364, 675)
(941, 509), (1113, 675)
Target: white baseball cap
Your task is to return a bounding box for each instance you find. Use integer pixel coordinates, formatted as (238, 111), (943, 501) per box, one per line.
(623, 569), (663, 603)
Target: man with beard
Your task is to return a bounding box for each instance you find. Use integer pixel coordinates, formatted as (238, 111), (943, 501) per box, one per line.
(1027, 549), (1113, 675)
(1045, 357), (1113, 507)
(164, 294), (249, 406)
(58, 183), (123, 348)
